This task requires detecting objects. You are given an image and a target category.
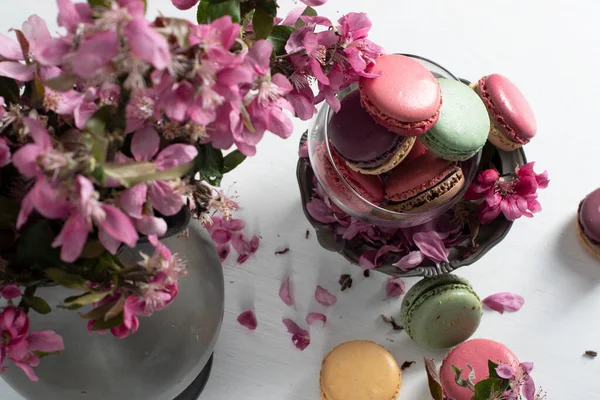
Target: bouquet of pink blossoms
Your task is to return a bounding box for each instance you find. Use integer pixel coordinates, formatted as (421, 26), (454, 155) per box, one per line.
(0, 0), (382, 381)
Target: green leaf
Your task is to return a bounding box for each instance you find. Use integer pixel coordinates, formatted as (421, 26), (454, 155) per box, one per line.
(16, 221), (61, 268)
(223, 150), (246, 173)
(206, 0), (241, 23)
(44, 268), (88, 291)
(487, 360), (500, 379)
(64, 292), (109, 307)
(30, 75), (45, 109)
(80, 240), (106, 259)
(252, 6), (274, 39)
(424, 358), (443, 400)
(267, 25), (295, 56)
(104, 296), (126, 321)
(295, 6), (317, 27)
(84, 106), (113, 163)
(0, 77), (20, 104)
(13, 30), (30, 61)
(197, 0), (209, 23)
(24, 296), (52, 314)
(194, 144), (224, 186)
(91, 313), (124, 331)
(0, 196), (18, 229)
(42, 74), (78, 92)
(88, 0), (110, 6)
(80, 303), (113, 320)
(102, 162), (156, 187)
(473, 378), (508, 400)
(33, 350), (61, 359)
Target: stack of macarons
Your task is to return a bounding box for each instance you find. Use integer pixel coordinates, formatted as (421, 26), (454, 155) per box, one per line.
(324, 54), (537, 216)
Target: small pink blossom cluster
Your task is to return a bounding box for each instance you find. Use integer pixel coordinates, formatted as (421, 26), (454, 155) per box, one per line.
(465, 162), (549, 224)
(0, 287), (64, 381)
(494, 362), (545, 400)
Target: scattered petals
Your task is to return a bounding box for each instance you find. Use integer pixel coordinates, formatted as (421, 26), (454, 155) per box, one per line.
(282, 318), (310, 351)
(315, 285), (337, 306)
(237, 310), (257, 331)
(306, 312), (326, 326)
(393, 251), (424, 271)
(413, 231), (449, 263)
(385, 277), (405, 298)
(300, 0), (327, 6)
(482, 292), (525, 314)
(1, 285), (22, 300)
(279, 276), (294, 307)
(358, 249), (378, 270)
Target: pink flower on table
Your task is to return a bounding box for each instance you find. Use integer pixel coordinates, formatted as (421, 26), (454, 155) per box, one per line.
(237, 310), (258, 331)
(282, 318), (310, 351)
(0, 306), (64, 381)
(171, 0), (199, 10)
(385, 277), (406, 298)
(0, 285), (21, 300)
(52, 176), (138, 262)
(118, 126), (197, 220)
(203, 216), (259, 264)
(300, 0), (327, 5)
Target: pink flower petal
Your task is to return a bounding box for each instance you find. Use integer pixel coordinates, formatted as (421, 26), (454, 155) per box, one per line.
(358, 249), (378, 270)
(99, 204), (139, 248)
(495, 363), (516, 380)
(306, 312), (326, 326)
(306, 199), (336, 224)
(27, 330), (64, 353)
(249, 235), (260, 253)
(22, 15), (51, 42)
(315, 285), (336, 306)
(282, 318), (310, 351)
(0, 61), (35, 81)
(30, 38), (70, 67)
(237, 310), (257, 331)
(52, 213), (89, 263)
(385, 277), (405, 298)
(74, 101), (97, 130)
(124, 18), (171, 70)
(375, 245), (401, 264)
(520, 361), (534, 375)
(119, 184), (147, 219)
(72, 31), (119, 79)
(393, 251), (424, 271)
(29, 178), (70, 220)
(222, 218), (245, 231)
(148, 180), (184, 216)
(0, 34), (24, 60)
(211, 229), (232, 244)
(482, 292), (525, 314)
(413, 231), (449, 263)
(300, 0), (327, 6)
(216, 243), (231, 262)
(1, 285), (21, 300)
(57, 0), (92, 32)
(131, 126), (160, 161)
(154, 144), (198, 171)
(523, 376), (536, 400)
(279, 276), (294, 307)
(171, 0), (199, 10)
(135, 216), (167, 237)
(281, 7), (305, 26)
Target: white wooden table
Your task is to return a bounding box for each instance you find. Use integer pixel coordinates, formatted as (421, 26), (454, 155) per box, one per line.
(2, 0), (599, 398)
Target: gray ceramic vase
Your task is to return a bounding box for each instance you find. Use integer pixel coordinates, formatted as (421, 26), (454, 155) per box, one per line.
(1, 211), (224, 400)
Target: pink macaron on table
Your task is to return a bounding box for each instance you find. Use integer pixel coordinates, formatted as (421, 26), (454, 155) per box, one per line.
(297, 55), (531, 278)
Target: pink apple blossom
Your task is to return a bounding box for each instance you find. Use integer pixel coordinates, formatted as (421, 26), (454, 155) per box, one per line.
(123, 18), (171, 70)
(52, 176), (138, 262)
(57, 0), (92, 33)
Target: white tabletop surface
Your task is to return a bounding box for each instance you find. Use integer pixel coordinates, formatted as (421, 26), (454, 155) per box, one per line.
(1, 0), (599, 399)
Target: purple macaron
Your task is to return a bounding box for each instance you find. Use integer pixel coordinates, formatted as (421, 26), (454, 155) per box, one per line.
(328, 90), (416, 175)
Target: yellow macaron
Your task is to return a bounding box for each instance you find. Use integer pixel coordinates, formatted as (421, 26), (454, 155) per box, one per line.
(320, 340), (401, 400)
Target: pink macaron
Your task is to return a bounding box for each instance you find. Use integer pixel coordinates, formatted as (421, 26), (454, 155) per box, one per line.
(475, 74), (537, 151)
(314, 142), (384, 205)
(440, 339), (520, 400)
(359, 54), (442, 137)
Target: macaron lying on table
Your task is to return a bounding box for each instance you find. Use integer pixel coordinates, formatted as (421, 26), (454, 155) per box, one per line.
(474, 73), (537, 151)
(328, 90), (416, 175)
(440, 339), (520, 400)
(320, 341), (401, 400)
(420, 78), (490, 161)
(577, 187), (600, 259)
(400, 275), (482, 349)
(359, 54), (442, 136)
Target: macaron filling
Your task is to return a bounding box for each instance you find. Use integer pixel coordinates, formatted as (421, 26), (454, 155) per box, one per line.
(341, 135), (405, 169)
(477, 77), (530, 145)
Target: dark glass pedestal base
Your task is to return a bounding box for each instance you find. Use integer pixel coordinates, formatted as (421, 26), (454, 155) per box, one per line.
(174, 355), (214, 400)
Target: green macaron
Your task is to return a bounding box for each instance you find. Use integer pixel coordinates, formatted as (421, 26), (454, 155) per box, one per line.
(400, 274), (482, 349)
(420, 78), (490, 161)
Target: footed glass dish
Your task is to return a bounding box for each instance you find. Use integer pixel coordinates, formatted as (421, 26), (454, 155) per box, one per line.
(307, 54), (482, 229)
